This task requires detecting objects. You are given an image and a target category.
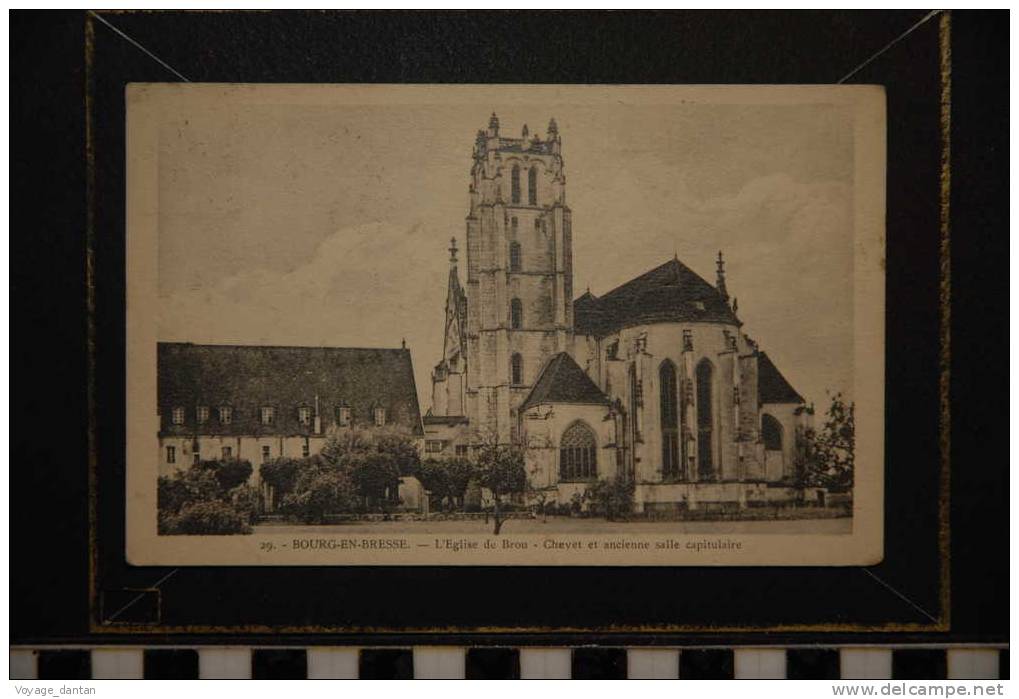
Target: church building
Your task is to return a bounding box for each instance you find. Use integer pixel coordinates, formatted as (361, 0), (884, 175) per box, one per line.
(426, 114), (813, 511)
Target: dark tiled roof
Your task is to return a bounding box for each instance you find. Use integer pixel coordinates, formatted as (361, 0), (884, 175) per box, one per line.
(757, 352), (804, 405)
(574, 258), (740, 337)
(520, 352), (611, 411)
(158, 343), (423, 437)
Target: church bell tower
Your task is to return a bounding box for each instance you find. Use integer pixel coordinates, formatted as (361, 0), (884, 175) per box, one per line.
(461, 114), (575, 442)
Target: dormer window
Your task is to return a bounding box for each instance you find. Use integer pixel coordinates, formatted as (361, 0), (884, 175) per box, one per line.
(336, 406), (351, 427)
(298, 406), (312, 426)
(373, 407), (387, 427)
(260, 406), (275, 426)
(171, 407), (185, 425)
(196, 406), (209, 424)
(218, 406), (232, 425)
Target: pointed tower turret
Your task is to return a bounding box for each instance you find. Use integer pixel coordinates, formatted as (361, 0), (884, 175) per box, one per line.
(716, 250), (729, 302)
(431, 237), (468, 417)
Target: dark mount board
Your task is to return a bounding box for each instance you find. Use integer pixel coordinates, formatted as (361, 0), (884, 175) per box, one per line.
(10, 10), (1006, 645)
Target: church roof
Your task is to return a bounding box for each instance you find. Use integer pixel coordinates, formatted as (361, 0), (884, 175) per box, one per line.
(757, 352), (804, 405)
(520, 352), (611, 411)
(574, 257), (740, 337)
(158, 342), (424, 437)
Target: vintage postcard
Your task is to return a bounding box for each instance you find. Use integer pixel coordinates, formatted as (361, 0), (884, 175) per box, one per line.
(125, 84), (885, 565)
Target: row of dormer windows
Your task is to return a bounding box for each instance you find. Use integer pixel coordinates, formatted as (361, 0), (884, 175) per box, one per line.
(166, 405), (386, 428)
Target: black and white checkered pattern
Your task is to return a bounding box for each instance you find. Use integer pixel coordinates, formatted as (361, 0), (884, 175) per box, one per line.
(9, 646), (1007, 679)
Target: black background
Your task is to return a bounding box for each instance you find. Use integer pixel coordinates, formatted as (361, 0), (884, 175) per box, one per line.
(10, 10), (1007, 645)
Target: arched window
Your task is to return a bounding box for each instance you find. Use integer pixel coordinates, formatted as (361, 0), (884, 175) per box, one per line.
(762, 414), (783, 451)
(560, 421), (597, 481)
(511, 216), (518, 234)
(659, 360), (680, 480)
(510, 298), (523, 329)
(527, 166), (537, 205)
(511, 165), (521, 204)
(509, 242), (522, 272)
(696, 359), (714, 478)
(511, 353), (523, 385)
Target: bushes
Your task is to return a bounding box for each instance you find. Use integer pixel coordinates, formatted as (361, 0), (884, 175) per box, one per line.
(158, 459), (256, 535)
(414, 457), (477, 510)
(282, 469), (358, 524)
(164, 500), (252, 535)
(585, 478), (635, 520)
(209, 458), (253, 492)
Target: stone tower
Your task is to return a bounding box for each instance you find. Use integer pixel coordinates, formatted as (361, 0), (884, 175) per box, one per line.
(463, 114), (574, 442)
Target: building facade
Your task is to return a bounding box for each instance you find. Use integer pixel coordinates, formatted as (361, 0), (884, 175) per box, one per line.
(427, 116), (813, 511)
(157, 343), (424, 485)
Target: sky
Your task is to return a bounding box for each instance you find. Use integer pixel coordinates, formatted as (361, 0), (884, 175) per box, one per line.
(156, 88), (857, 412)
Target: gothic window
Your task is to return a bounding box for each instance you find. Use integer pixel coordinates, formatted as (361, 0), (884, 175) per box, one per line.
(696, 359), (714, 478)
(762, 414), (783, 451)
(528, 166), (537, 205)
(511, 353), (523, 385)
(509, 242), (522, 272)
(660, 360), (681, 480)
(559, 421), (597, 481)
(511, 165), (521, 204)
(510, 298), (523, 329)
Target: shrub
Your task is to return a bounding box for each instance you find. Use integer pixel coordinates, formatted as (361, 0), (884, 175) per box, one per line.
(415, 459), (451, 507)
(157, 467), (220, 516)
(348, 452), (401, 508)
(282, 469), (358, 524)
(213, 458), (253, 492)
(229, 483), (262, 524)
(586, 478), (635, 520)
(170, 500), (251, 535)
(260, 457), (302, 500)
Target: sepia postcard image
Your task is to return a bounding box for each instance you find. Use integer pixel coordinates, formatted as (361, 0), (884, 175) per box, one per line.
(125, 84), (885, 566)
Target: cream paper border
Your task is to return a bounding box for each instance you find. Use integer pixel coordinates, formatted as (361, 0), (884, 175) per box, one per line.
(125, 84), (885, 566)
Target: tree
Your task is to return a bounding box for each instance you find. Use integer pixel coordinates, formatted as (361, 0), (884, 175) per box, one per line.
(798, 392), (855, 491)
(157, 464), (251, 535)
(260, 456), (302, 505)
(415, 457), (477, 510)
(347, 452), (401, 510)
(475, 440), (527, 535)
(415, 458), (451, 508)
(282, 468), (358, 524)
(443, 457), (476, 509)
